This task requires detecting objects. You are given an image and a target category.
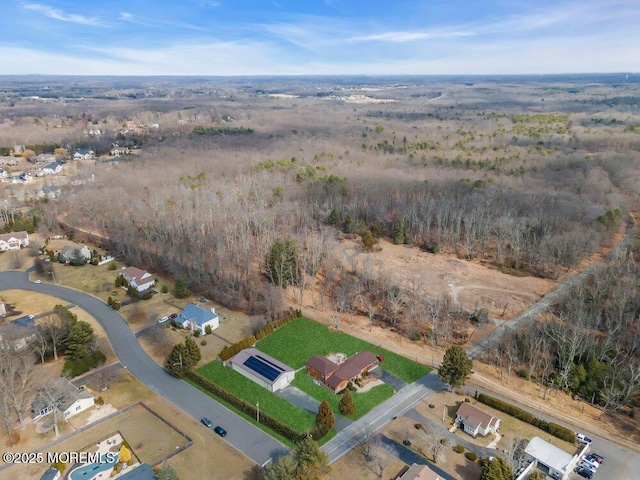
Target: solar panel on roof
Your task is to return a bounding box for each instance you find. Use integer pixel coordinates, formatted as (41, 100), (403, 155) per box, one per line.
(244, 356), (281, 382)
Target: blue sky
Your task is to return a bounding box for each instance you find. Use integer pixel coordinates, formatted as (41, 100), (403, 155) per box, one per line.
(0, 0), (638, 75)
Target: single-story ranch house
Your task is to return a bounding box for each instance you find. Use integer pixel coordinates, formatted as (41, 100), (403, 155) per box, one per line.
(0, 231), (29, 251)
(119, 266), (155, 293)
(455, 402), (501, 438)
(398, 463), (445, 480)
(524, 436), (579, 480)
(230, 348), (295, 392)
(177, 303), (219, 335)
(32, 380), (95, 421)
(307, 351), (378, 393)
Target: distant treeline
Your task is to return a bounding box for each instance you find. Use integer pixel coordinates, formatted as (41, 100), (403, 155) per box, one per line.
(192, 125), (254, 136)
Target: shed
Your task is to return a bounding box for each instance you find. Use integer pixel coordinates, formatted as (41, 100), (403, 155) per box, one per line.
(230, 348), (294, 392)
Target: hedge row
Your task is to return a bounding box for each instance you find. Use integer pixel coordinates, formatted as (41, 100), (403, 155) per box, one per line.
(476, 393), (575, 443)
(219, 309), (301, 361)
(184, 370), (305, 443)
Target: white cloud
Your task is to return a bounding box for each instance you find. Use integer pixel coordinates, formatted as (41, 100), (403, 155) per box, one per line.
(351, 30), (473, 43)
(24, 3), (101, 26)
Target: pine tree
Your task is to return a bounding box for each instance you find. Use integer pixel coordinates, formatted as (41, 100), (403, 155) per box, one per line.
(165, 344), (188, 377)
(439, 345), (473, 389)
(480, 456), (513, 480)
(184, 336), (202, 367)
(339, 389), (356, 415)
(314, 400), (335, 438)
(265, 238), (300, 288)
(65, 321), (95, 360)
(294, 436), (330, 480)
(327, 209), (339, 226)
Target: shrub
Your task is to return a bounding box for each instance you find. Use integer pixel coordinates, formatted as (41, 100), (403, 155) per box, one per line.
(465, 452), (477, 461)
(193, 330), (201, 337)
(161, 284), (169, 294)
(414, 423), (423, 430)
(454, 445), (465, 454)
(95, 396), (105, 406)
(205, 325), (212, 335)
(200, 340), (207, 346)
(108, 262), (118, 270)
(477, 393), (575, 442)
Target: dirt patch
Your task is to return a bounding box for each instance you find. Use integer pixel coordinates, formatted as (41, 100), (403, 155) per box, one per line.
(337, 237), (555, 319)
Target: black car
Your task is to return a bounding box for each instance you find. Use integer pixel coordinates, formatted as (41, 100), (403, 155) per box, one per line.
(575, 467), (593, 479)
(200, 417), (213, 428)
(214, 426), (227, 437)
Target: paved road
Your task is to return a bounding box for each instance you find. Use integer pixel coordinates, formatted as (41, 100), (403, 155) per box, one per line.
(322, 372), (447, 463)
(0, 271), (287, 466)
(467, 216), (635, 360)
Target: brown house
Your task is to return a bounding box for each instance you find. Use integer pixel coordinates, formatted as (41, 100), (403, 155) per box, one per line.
(307, 351), (378, 393)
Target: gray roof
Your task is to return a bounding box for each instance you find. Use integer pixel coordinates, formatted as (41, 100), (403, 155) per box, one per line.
(231, 348), (294, 385)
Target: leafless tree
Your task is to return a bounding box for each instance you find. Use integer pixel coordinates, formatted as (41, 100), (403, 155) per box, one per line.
(34, 379), (68, 438)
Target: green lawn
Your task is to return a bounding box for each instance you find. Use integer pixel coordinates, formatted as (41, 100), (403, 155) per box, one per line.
(257, 317), (431, 383)
(196, 360), (316, 432)
(291, 373), (395, 420)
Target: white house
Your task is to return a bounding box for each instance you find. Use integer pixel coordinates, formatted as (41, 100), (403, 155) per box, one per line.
(524, 437), (579, 480)
(42, 162), (63, 175)
(110, 146), (129, 156)
(0, 231), (29, 251)
(36, 186), (62, 199)
(455, 402), (501, 438)
(177, 303), (219, 335)
(230, 348), (295, 392)
(60, 245), (91, 264)
(73, 150), (95, 160)
(120, 266), (155, 293)
(32, 381), (95, 421)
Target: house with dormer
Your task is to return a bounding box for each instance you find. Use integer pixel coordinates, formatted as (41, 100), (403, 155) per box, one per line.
(119, 266), (155, 293)
(455, 402), (500, 438)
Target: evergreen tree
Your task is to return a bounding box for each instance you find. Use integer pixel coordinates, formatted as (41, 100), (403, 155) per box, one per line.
(480, 456), (513, 480)
(327, 209), (339, 226)
(392, 215), (407, 244)
(339, 389), (356, 415)
(165, 343), (188, 377)
(69, 248), (86, 266)
(156, 462), (179, 480)
(527, 471), (543, 480)
(65, 321), (95, 360)
(264, 454), (298, 480)
(184, 336), (202, 367)
(173, 278), (190, 298)
(439, 345), (473, 389)
(294, 436), (330, 480)
(265, 238), (301, 288)
(360, 228), (376, 252)
(314, 400), (335, 438)
(342, 214), (356, 233)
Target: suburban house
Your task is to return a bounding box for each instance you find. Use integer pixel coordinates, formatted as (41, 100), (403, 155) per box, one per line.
(31, 380), (95, 421)
(0, 168), (9, 179)
(397, 463), (445, 480)
(0, 315), (37, 350)
(41, 162), (63, 175)
(0, 156), (18, 166)
(0, 231), (29, 251)
(177, 303), (219, 335)
(119, 266), (155, 293)
(524, 437), (579, 480)
(73, 150), (95, 160)
(230, 348), (295, 392)
(33, 154), (55, 164)
(60, 245), (91, 264)
(110, 146), (129, 156)
(36, 186), (62, 199)
(307, 351), (379, 393)
(455, 402), (501, 438)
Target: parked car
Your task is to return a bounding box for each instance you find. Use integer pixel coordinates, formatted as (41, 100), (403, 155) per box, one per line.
(575, 467), (593, 479)
(581, 457), (599, 469)
(33, 279), (42, 284)
(576, 433), (592, 444)
(579, 462), (597, 473)
(214, 426), (227, 437)
(200, 417), (213, 428)
(158, 316), (168, 323)
(169, 313), (178, 319)
(589, 453), (604, 464)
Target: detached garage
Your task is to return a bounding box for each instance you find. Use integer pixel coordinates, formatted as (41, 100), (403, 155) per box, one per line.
(230, 348), (294, 392)
(524, 436), (579, 480)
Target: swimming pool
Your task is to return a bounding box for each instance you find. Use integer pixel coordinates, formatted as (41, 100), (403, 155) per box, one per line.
(67, 453), (119, 480)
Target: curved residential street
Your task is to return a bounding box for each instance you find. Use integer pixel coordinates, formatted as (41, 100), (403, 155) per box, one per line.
(0, 271), (287, 466)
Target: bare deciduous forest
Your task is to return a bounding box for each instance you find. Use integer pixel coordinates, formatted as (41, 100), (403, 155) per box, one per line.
(1, 74), (639, 413)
